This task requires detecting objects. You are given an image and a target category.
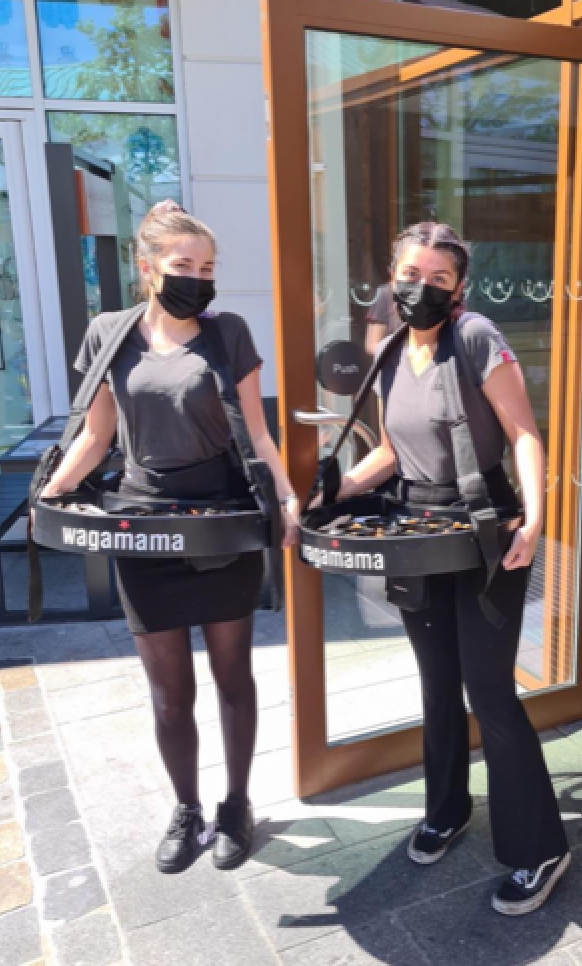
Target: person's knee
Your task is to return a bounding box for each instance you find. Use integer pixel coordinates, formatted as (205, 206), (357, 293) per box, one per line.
(213, 664), (255, 706)
(152, 689), (194, 728)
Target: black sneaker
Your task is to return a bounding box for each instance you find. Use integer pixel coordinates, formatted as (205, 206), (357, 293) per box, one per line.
(492, 852), (571, 916)
(212, 799), (254, 871)
(155, 804), (208, 874)
(408, 817), (471, 865)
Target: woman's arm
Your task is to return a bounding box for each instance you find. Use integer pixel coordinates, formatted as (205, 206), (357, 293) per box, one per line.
(40, 384), (118, 498)
(236, 367), (299, 547)
(336, 400), (397, 500)
(481, 361), (544, 569)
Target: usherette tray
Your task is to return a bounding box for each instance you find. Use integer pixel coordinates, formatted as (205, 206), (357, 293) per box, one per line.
(32, 490), (272, 558)
(300, 494), (522, 577)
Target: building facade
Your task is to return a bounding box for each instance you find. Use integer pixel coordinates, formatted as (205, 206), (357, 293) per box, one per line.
(0, 0), (274, 444)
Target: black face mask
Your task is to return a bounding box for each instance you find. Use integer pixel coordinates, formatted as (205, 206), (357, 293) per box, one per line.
(393, 280), (455, 331)
(155, 275), (216, 320)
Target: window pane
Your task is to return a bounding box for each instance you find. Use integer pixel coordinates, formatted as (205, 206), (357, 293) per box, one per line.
(394, 1), (559, 17)
(305, 30), (574, 745)
(0, 1), (32, 97)
(37, 1), (174, 102)
(0, 139), (34, 447)
(48, 112), (181, 309)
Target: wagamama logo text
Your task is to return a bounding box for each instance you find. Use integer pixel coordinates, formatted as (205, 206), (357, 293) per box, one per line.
(302, 544), (384, 571)
(61, 527), (184, 553)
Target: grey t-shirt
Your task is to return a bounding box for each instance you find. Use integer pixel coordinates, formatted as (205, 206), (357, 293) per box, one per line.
(374, 313), (517, 484)
(74, 307), (262, 469)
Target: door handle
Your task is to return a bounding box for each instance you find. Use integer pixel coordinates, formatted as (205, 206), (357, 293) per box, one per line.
(292, 408), (378, 453)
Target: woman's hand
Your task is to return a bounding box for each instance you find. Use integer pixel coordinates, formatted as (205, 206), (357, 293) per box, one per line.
(281, 496), (300, 548)
(502, 522), (541, 570)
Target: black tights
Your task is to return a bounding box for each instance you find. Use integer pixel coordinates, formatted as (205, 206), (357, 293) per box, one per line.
(135, 615), (257, 807)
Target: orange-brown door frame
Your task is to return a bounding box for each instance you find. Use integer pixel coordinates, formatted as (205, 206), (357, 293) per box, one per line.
(262, 0), (582, 799)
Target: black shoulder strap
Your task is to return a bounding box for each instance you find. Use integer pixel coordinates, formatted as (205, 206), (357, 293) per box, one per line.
(198, 316), (283, 611)
(60, 302), (146, 451)
(438, 323), (506, 628)
(303, 322), (409, 511)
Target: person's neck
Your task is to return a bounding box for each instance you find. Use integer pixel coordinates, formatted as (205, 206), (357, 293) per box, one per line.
(143, 297), (201, 338)
(407, 321), (445, 353)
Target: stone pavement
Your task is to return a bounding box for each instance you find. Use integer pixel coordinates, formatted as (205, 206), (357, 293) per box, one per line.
(0, 612), (582, 966)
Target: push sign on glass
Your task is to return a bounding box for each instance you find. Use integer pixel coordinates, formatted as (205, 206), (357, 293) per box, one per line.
(316, 341), (369, 396)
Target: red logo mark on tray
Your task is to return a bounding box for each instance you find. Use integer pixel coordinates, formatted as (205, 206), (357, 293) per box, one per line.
(331, 539), (340, 548)
(501, 350), (514, 364)
(171, 505), (178, 511)
(119, 520), (131, 530)
(424, 511), (431, 517)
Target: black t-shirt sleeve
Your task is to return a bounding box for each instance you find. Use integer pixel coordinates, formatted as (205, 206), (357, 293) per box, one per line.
(74, 316), (104, 375)
(217, 313), (263, 385)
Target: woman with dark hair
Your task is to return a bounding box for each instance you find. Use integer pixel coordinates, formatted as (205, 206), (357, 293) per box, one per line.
(38, 200), (299, 875)
(330, 222), (568, 915)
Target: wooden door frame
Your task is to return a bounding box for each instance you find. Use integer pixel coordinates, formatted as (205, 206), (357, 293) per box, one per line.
(262, 0), (582, 799)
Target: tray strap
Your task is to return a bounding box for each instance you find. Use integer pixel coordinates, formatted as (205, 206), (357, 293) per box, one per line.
(28, 303), (146, 622)
(439, 324), (506, 628)
(197, 319), (283, 611)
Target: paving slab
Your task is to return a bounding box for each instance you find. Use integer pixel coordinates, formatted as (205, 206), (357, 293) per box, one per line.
(58, 706), (167, 808)
(233, 804), (342, 882)
(52, 910), (121, 966)
(19, 762), (68, 798)
(4, 689), (44, 716)
(0, 861), (33, 914)
(0, 780), (15, 821)
(31, 821), (91, 875)
(8, 710), (52, 743)
(0, 906), (41, 966)
(48, 675), (143, 725)
(242, 823), (487, 953)
(396, 848), (582, 966)
(125, 895), (279, 966)
(39, 658), (135, 692)
(279, 912), (427, 966)
(0, 820), (24, 864)
(9, 734), (60, 771)
(44, 866), (107, 922)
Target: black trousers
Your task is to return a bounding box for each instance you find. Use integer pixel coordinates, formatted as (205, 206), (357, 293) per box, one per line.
(400, 563), (567, 868)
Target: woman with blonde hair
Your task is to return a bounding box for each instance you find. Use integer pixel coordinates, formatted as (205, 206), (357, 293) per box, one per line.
(39, 200), (299, 874)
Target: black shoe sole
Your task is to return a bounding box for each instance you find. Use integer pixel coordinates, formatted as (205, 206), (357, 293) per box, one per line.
(212, 841), (252, 871)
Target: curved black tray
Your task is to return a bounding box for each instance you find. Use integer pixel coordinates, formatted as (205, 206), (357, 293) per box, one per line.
(300, 494), (521, 577)
(33, 495), (271, 558)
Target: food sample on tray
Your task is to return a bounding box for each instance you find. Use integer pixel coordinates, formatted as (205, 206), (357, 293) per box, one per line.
(313, 513), (473, 537)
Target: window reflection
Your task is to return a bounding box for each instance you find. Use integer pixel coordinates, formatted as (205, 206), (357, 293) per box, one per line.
(37, 1), (174, 102)
(0, 1), (32, 97)
(48, 112), (181, 310)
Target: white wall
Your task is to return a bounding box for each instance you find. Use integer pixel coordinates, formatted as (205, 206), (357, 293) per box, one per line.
(178, 0), (277, 397)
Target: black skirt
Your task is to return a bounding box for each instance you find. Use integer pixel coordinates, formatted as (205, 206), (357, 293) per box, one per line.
(114, 455), (264, 635)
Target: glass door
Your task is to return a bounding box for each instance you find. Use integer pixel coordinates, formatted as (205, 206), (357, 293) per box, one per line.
(262, 0), (582, 797)
(0, 120), (43, 449)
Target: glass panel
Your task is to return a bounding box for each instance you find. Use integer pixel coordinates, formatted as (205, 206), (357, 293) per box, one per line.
(37, 1), (174, 102)
(0, 138), (33, 449)
(306, 31), (572, 745)
(394, 1), (559, 18)
(48, 112), (181, 310)
(0, 1), (32, 97)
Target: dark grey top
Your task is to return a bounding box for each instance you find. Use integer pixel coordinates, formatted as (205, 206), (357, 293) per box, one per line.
(374, 312), (517, 484)
(75, 307), (262, 469)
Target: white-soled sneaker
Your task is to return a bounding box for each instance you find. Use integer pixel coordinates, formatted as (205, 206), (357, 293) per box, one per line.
(407, 817), (471, 865)
(492, 852), (571, 916)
